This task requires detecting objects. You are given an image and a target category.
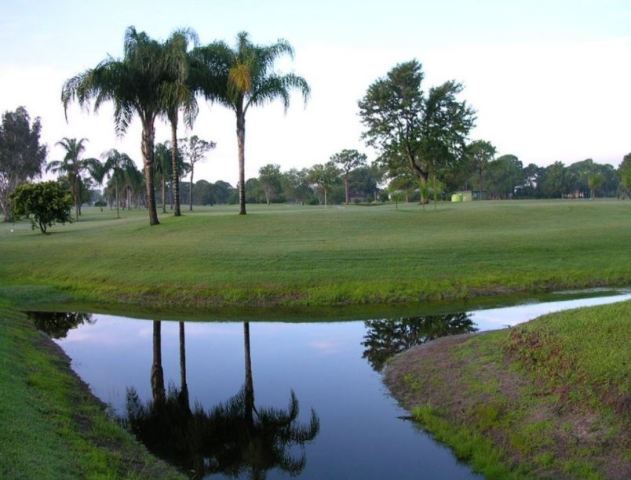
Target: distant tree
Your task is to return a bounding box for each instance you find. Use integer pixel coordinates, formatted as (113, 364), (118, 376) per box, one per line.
(46, 138), (98, 221)
(180, 135), (215, 211)
(359, 60), (475, 203)
(619, 153), (631, 197)
(539, 161), (567, 198)
(281, 168), (314, 204)
(258, 163), (283, 205)
(330, 149), (367, 205)
(0, 107), (47, 221)
(11, 181), (72, 234)
(154, 142), (172, 213)
(485, 154), (524, 199)
(466, 140), (496, 199)
(347, 166), (379, 202)
(192, 32), (310, 215)
(587, 173), (604, 199)
(308, 162), (340, 206)
(212, 180), (236, 204)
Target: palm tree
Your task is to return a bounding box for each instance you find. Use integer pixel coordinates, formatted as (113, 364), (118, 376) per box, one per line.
(62, 26), (173, 226)
(98, 149), (135, 218)
(161, 29), (199, 217)
(192, 32), (310, 215)
(46, 137), (97, 221)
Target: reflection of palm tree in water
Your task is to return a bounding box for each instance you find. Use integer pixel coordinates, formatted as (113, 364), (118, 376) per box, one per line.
(362, 313), (478, 371)
(125, 320), (319, 479)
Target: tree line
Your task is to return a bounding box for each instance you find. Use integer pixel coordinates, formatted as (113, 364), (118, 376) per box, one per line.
(3, 28), (631, 232)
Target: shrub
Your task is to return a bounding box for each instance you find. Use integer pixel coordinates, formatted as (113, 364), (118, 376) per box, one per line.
(11, 181), (72, 233)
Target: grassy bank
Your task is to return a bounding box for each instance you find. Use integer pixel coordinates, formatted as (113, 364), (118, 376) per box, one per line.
(0, 295), (185, 480)
(1, 200), (631, 309)
(385, 301), (631, 480)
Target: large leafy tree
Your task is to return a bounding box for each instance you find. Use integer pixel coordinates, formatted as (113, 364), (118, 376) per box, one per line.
(179, 135), (215, 211)
(161, 29), (199, 217)
(0, 107), (47, 221)
(192, 32), (310, 215)
(331, 149), (367, 205)
(466, 140), (496, 199)
(359, 60), (475, 203)
(46, 138), (98, 221)
(62, 26), (174, 226)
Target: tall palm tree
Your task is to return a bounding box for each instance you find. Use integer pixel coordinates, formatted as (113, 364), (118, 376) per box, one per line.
(62, 26), (173, 226)
(98, 149), (135, 219)
(161, 29), (199, 217)
(192, 32), (310, 215)
(46, 137), (97, 221)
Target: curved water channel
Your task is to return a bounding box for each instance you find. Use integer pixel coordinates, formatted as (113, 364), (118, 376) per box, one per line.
(29, 289), (631, 479)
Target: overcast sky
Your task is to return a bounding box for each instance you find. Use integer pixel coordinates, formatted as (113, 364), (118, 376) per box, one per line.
(2, 0), (631, 184)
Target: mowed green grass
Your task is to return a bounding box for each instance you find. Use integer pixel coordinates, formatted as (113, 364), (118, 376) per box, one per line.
(401, 300), (631, 479)
(1, 199), (631, 308)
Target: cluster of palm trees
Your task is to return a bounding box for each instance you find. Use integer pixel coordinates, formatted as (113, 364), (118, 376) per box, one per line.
(61, 26), (309, 225)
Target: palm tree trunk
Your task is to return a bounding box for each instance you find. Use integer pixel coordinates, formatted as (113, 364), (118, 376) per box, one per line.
(189, 164), (194, 212)
(74, 176), (79, 221)
(161, 176), (166, 214)
(344, 176), (349, 205)
(115, 178), (120, 219)
(243, 321), (254, 425)
(170, 119), (181, 217)
(324, 188), (327, 207)
(141, 119), (160, 226)
(237, 111), (247, 215)
(178, 321), (190, 412)
(151, 320), (165, 406)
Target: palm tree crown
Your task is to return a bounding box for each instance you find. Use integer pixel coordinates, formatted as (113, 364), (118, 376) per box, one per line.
(192, 32), (310, 215)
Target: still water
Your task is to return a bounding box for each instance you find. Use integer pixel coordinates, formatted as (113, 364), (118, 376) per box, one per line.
(30, 290), (631, 479)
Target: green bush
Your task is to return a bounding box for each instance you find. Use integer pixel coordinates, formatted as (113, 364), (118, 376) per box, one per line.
(10, 181), (72, 234)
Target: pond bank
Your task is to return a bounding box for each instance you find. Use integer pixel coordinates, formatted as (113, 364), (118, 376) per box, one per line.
(0, 301), (185, 480)
(384, 301), (631, 480)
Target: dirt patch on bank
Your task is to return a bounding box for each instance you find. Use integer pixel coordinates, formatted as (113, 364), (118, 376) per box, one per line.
(384, 331), (631, 480)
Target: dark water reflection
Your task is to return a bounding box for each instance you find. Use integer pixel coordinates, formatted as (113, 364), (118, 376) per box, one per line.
(362, 314), (477, 371)
(126, 321), (319, 479)
(28, 291), (631, 479)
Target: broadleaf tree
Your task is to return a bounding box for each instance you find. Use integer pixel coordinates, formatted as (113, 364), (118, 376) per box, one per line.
(0, 107), (47, 221)
(331, 149), (367, 205)
(358, 60), (476, 203)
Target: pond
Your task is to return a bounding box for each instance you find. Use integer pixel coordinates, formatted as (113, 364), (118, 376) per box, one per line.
(29, 290), (631, 479)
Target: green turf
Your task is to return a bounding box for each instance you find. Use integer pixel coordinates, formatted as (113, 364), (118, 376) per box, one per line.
(399, 300), (631, 479)
(1, 199), (630, 308)
(0, 296), (185, 479)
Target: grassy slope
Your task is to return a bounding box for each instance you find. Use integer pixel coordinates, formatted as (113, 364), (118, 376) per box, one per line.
(1, 200), (631, 309)
(385, 301), (631, 480)
(0, 294), (185, 480)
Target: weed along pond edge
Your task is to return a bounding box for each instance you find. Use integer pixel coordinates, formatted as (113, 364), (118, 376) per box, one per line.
(384, 301), (631, 480)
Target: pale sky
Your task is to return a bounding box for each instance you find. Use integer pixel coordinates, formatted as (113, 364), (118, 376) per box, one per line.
(2, 0), (631, 184)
